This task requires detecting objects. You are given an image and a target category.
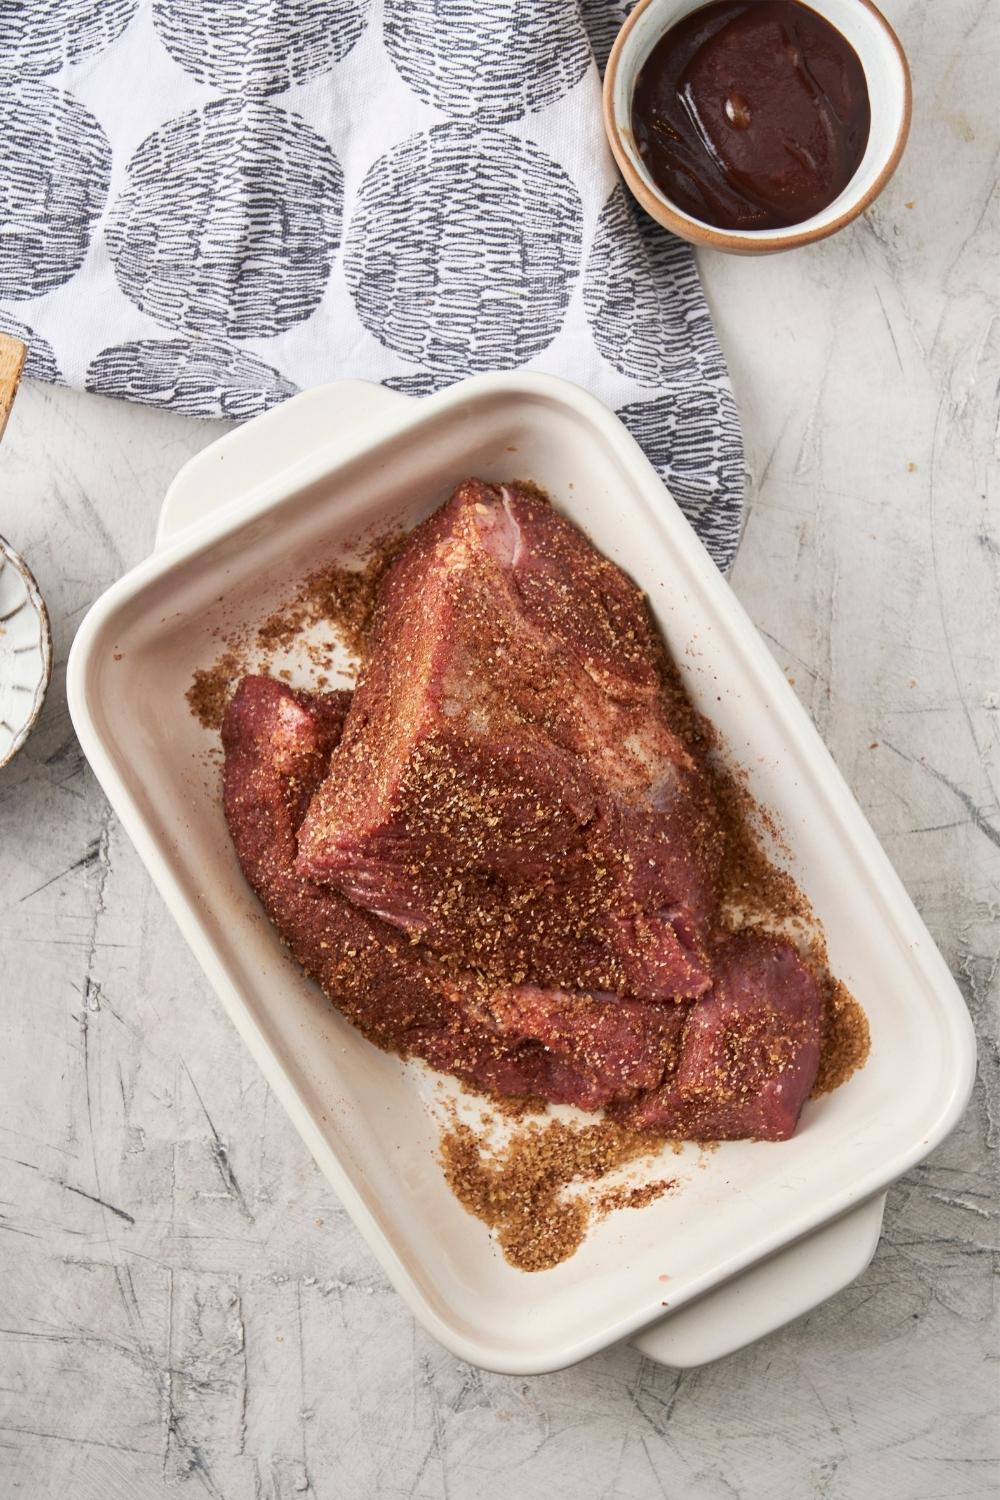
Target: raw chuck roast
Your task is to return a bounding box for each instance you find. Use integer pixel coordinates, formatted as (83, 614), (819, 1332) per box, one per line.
(222, 481), (825, 1141)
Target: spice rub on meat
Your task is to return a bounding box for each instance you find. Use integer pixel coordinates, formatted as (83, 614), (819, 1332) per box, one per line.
(222, 675), (687, 1112)
(223, 675), (823, 1140)
(611, 935), (823, 1140)
(295, 479), (723, 1003)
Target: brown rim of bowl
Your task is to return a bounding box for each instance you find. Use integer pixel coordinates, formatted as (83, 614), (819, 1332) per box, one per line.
(0, 535), (53, 769)
(603, 0), (913, 255)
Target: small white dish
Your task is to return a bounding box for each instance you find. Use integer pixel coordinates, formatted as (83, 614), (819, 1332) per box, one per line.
(67, 376), (974, 1374)
(604, 0), (912, 254)
(0, 536), (51, 767)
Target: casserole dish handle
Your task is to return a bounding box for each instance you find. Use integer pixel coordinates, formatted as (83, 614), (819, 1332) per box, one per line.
(156, 381), (414, 547)
(632, 1193), (885, 1368)
(156, 382), (888, 1370)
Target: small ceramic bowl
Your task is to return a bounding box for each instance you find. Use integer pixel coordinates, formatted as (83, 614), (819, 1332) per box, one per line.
(0, 536), (52, 767)
(604, 0), (912, 254)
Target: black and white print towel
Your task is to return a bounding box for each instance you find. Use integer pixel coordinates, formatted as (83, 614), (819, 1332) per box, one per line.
(0, 0), (746, 568)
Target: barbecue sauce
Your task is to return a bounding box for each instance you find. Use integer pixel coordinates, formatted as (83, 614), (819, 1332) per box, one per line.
(631, 0), (871, 231)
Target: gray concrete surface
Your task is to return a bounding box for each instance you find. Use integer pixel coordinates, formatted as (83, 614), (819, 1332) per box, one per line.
(1, 1), (997, 1494)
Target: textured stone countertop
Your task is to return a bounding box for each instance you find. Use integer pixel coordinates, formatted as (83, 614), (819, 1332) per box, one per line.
(1, 3), (997, 1496)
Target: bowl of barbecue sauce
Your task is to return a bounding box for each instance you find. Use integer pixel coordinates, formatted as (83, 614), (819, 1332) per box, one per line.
(604, 0), (911, 253)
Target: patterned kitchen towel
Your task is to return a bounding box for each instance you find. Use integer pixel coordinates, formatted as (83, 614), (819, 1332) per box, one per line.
(0, 0), (745, 568)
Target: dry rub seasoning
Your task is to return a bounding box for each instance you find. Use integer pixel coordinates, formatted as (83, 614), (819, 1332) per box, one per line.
(256, 531), (407, 664)
(186, 651), (243, 732)
(440, 1116), (673, 1273)
(186, 529), (405, 730)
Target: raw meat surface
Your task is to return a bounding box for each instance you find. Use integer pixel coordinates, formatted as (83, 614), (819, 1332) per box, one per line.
(221, 675), (685, 1111)
(221, 477), (835, 1147)
(295, 480), (723, 1003)
(611, 935), (823, 1140)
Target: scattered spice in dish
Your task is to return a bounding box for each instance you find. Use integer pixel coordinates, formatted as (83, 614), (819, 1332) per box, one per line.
(813, 976), (870, 1096)
(186, 650), (243, 732)
(256, 529), (407, 664)
(186, 528), (404, 730)
(439, 1115), (672, 1272)
(595, 1178), (677, 1216)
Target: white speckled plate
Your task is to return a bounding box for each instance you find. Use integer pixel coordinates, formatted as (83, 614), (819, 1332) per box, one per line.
(0, 537), (52, 767)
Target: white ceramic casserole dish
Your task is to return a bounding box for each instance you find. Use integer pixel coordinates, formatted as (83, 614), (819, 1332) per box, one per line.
(67, 375), (975, 1374)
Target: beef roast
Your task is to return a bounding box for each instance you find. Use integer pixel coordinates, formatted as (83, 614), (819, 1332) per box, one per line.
(222, 676), (685, 1110)
(611, 935), (823, 1140)
(295, 480), (723, 1002)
